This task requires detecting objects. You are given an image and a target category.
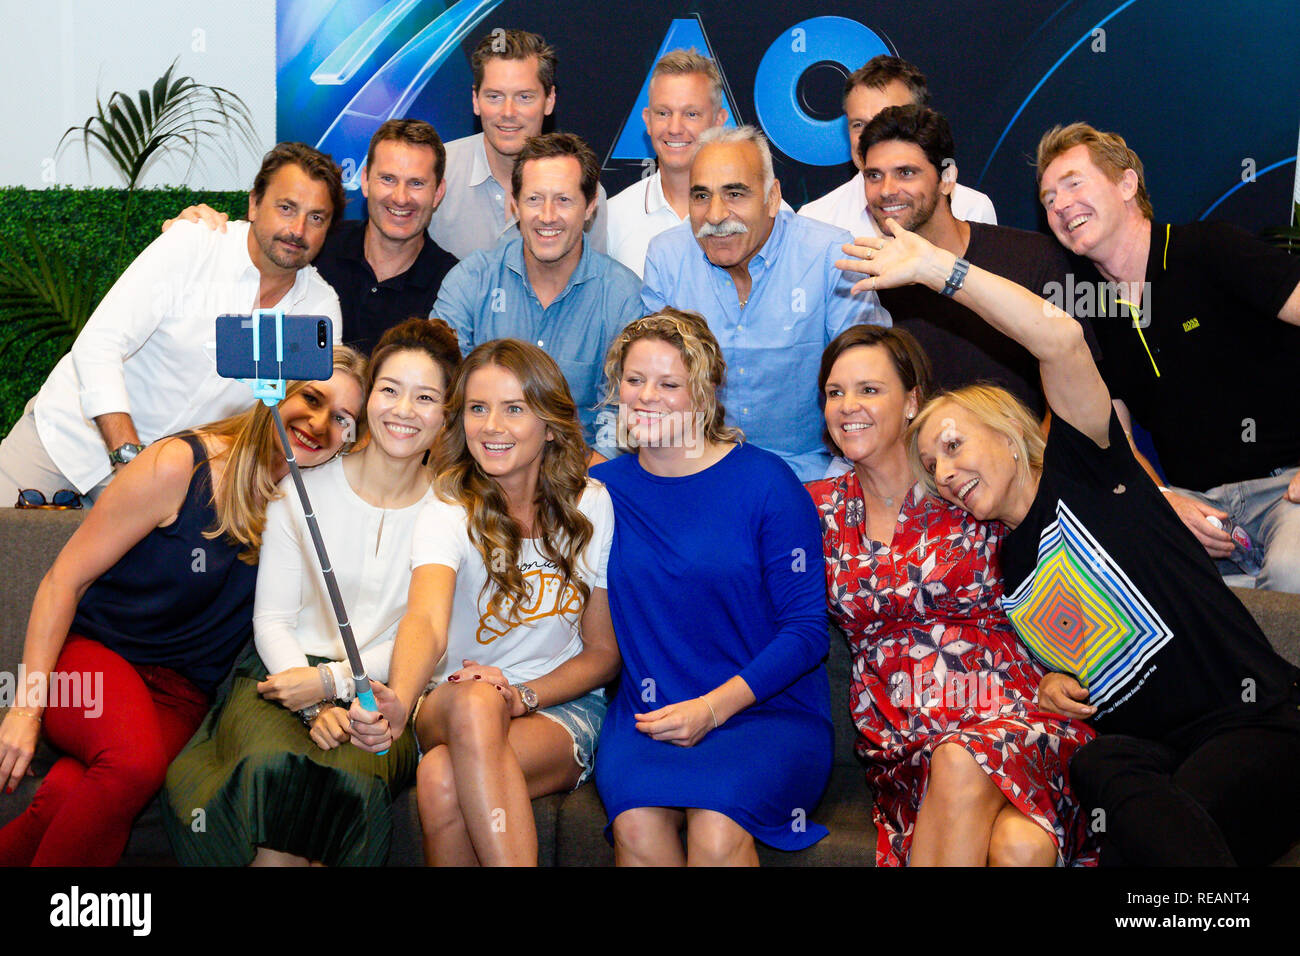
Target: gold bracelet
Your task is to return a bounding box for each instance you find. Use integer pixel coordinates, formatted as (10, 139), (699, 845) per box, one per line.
(8, 707), (42, 722)
(700, 696), (718, 729)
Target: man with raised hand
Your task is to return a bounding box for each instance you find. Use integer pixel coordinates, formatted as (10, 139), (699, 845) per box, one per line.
(642, 125), (887, 481)
(433, 132), (641, 456)
(854, 104), (1091, 417)
(606, 48), (728, 278)
(0, 143), (344, 505)
(800, 55), (996, 237)
(1037, 122), (1300, 593)
(431, 29), (608, 260)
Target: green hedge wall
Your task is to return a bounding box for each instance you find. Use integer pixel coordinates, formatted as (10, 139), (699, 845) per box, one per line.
(0, 187), (247, 435)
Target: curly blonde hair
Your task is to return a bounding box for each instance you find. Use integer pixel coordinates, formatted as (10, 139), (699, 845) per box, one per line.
(432, 339), (594, 627)
(600, 307), (743, 450)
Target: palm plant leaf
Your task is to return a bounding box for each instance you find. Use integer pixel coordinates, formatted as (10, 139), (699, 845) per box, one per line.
(58, 58), (258, 190)
(0, 225), (100, 363)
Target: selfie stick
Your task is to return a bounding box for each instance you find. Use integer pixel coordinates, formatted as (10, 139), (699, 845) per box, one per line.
(241, 309), (387, 755)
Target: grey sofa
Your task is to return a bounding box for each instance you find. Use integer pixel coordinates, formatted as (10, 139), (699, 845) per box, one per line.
(1, 508), (1296, 865)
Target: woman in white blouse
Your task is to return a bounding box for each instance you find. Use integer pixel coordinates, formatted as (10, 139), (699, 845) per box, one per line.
(349, 339), (621, 866)
(160, 318), (462, 867)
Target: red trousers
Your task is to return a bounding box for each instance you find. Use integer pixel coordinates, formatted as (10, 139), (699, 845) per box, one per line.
(0, 634), (209, 866)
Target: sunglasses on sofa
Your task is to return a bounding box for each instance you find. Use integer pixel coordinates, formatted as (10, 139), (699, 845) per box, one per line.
(16, 489), (83, 510)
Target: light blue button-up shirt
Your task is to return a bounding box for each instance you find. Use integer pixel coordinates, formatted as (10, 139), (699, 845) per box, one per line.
(433, 236), (643, 452)
(642, 210), (889, 481)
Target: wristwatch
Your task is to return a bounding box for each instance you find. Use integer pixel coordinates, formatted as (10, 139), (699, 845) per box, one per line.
(514, 683), (539, 715)
(940, 256), (970, 297)
(297, 701), (326, 727)
(108, 442), (146, 466)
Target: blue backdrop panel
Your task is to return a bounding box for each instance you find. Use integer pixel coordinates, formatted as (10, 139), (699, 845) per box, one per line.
(276, 0), (1300, 231)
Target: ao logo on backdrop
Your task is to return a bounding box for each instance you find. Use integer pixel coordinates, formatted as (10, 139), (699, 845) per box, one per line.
(302, 2), (888, 181)
(610, 15), (889, 167)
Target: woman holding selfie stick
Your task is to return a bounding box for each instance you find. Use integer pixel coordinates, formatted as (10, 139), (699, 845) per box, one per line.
(163, 319), (460, 867)
(0, 347), (365, 866)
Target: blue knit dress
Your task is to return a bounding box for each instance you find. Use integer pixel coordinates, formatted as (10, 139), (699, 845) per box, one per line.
(592, 443), (833, 850)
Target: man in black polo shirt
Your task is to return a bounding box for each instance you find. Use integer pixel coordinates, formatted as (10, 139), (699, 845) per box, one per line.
(1037, 122), (1300, 593)
(856, 105), (1091, 417)
(165, 120), (458, 355)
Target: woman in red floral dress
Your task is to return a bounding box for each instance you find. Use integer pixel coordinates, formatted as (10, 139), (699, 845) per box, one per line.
(806, 326), (1096, 866)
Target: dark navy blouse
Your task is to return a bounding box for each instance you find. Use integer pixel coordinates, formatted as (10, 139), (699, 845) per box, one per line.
(72, 434), (258, 693)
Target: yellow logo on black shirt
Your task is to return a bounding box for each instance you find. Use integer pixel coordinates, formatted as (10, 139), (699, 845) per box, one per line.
(1182, 317), (1200, 332)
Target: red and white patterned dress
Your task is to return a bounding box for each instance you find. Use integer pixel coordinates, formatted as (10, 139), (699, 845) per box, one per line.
(807, 471), (1098, 866)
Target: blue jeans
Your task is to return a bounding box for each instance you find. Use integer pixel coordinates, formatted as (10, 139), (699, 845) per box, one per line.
(1175, 467), (1300, 594)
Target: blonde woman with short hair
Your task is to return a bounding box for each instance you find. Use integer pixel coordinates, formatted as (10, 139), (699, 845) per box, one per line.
(591, 308), (832, 866)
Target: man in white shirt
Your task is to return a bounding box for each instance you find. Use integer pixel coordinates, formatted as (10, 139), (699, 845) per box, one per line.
(430, 29), (608, 260)
(799, 55), (997, 236)
(0, 142), (344, 505)
(606, 49), (729, 278)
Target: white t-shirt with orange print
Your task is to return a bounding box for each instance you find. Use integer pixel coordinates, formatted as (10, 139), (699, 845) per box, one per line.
(410, 478), (613, 685)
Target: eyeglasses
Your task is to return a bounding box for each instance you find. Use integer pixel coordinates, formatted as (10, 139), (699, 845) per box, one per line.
(16, 489), (83, 510)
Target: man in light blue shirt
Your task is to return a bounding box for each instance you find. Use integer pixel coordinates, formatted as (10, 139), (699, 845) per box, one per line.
(642, 125), (889, 480)
(433, 132), (642, 454)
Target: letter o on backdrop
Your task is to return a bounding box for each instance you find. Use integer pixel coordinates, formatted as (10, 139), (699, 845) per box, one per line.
(754, 16), (891, 166)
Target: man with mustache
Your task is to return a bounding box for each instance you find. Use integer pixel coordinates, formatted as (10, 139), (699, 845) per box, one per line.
(641, 125), (887, 481)
(0, 142), (344, 506)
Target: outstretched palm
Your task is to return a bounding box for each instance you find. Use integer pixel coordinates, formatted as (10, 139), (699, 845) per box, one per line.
(839, 218), (944, 295)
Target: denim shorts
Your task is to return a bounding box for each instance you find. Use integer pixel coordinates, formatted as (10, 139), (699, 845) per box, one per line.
(536, 687), (607, 788)
(412, 686), (607, 789)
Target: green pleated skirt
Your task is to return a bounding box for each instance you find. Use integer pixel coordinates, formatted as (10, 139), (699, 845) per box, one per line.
(160, 645), (417, 866)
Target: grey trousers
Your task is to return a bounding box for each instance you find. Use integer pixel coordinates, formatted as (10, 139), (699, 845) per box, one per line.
(0, 399), (111, 507)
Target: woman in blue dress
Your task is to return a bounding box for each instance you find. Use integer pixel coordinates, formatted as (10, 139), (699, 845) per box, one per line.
(592, 307), (832, 865)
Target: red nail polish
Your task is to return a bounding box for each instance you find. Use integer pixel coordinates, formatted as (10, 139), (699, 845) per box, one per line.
(473, 674), (481, 680)
(448, 675), (459, 682)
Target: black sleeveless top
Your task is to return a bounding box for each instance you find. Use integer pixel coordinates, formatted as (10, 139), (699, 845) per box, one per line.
(72, 434), (258, 693)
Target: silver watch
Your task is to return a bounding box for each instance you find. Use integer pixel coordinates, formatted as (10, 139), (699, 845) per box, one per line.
(514, 683), (539, 714)
(109, 442), (146, 466)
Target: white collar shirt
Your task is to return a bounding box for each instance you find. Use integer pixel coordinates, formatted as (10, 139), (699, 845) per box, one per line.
(606, 170), (685, 279)
(34, 220), (342, 492)
(798, 172), (998, 237)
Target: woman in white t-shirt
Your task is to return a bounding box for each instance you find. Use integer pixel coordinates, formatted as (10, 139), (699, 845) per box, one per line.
(162, 318), (462, 867)
(351, 338), (620, 866)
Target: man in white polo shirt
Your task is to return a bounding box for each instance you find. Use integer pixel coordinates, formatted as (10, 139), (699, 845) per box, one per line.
(430, 29), (608, 260)
(800, 55), (996, 236)
(605, 49), (729, 278)
(0, 142), (344, 506)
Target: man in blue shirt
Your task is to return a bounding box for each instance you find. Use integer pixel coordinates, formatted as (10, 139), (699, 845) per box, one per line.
(433, 132), (642, 455)
(642, 125), (889, 481)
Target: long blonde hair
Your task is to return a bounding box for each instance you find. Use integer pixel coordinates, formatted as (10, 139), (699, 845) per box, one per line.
(200, 345), (367, 563)
(432, 339), (594, 627)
